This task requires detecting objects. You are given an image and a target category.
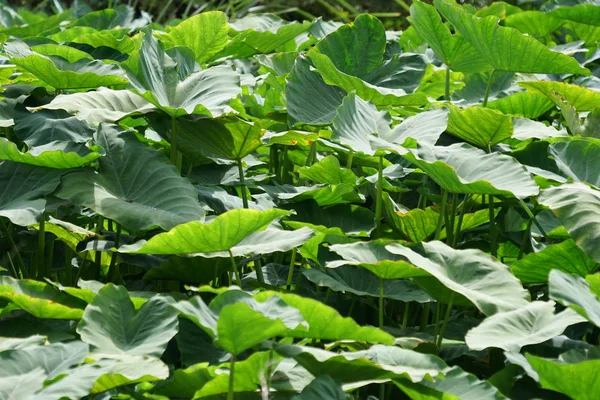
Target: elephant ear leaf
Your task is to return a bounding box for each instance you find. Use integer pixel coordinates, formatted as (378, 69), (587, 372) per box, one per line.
(55, 124), (205, 232)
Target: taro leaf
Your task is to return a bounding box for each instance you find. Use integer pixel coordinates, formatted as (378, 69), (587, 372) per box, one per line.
(160, 11), (229, 64)
(388, 207), (439, 243)
(299, 155), (357, 186)
(69, 30), (136, 55)
(286, 56), (345, 126)
(275, 184), (364, 207)
(0, 336), (46, 352)
(119, 208), (290, 254)
(526, 354), (600, 399)
(31, 362), (112, 400)
(4, 40), (128, 90)
(382, 108), (448, 147)
(72, 7), (136, 30)
(0, 369), (46, 400)
(409, 0), (491, 73)
(293, 376), (347, 400)
(520, 81), (600, 112)
(386, 241), (530, 315)
(276, 344), (450, 384)
(512, 118), (567, 141)
(487, 91), (555, 119)
(511, 240), (598, 284)
(0, 10), (72, 37)
(416, 366), (506, 400)
(401, 143), (539, 199)
(152, 362), (216, 398)
(285, 201), (375, 236)
(549, 270), (600, 327)
(446, 105), (513, 150)
(0, 277), (86, 320)
(13, 107), (96, 149)
(327, 240), (429, 279)
(89, 355), (169, 394)
(434, 0), (590, 75)
(549, 139), (600, 188)
(504, 11), (564, 39)
(35, 88), (156, 127)
(538, 183), (600, 263)
(549, 4), (600, 27)
(55, 124), (205, 232)
(0, 138), (99, 168)
(439, 208), (494, 240)
(123, 29), (241, 118)
(465, 301), (586, 352)
(255, 291), (393, 344)
(0, 341), (88, 379)
(77, 283), (179, 357)
(32, 44), (93, 63)
(0, 162), (65, 226)
(303, 266), (433, 303)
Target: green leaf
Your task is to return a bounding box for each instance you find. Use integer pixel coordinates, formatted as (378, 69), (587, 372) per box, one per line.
(77, 283), (179, 357)
(446, 105), (513, 149)
(31, 43), (93, 63)
(388, 207), (439, 243)
(409, 1), (492, 73)
(386, 241), (530, 315)
(549, 270), (600, 327)
(276, 184), (364, 207)
(36, 88), (155, 127)
(549, 4), (600, 27)
(511, 240), (598, 284)
(434, 0), (590, 75)
(486, 91), (555, 119)
(0, 369), (46, 399)
(90, 355), (169, 394)
(0, 162), (65, 226)
(0, 277), (86, 319)
(465, 301), (585, 352)
(299, 155), (357, 186)
(328, 240), (429, 279)
(401, 143), (539, 199)
(417, 366), (506, 400)
(159, 11), (229, 64)
(123, 29), (241, 118)
(69, 30), (136, 55)
(0, 138), (99, 168)
(293, 376), (347, 400)
(55, 124), (205, 231)
(520, 81), (600, 112)
(152, 362), (216, 398)
(0, 10), (72, 37)
(549, 139), (600, 188)
(5, 40), (128, 90)
(120, 208), (290, 254)
(255, 291), (393, 343)
(504, 11), (564, 39)
(304, 265), (433, 302)
(538, 183), (600, 263)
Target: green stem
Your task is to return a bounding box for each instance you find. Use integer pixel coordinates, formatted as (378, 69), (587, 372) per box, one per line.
(227, 354), (236, 400)
(446, 193), (458, 245)
(452, 195), (470, 248)
(518, 198), (548, 239)
(237, 161), (249, 209)
(378, 277), (384, 329)
(107, 224), (121, 283)
(37, 212), (46, 279)
(434, 190), (449, 240)
(346, 150), (354, 169)
(286, 250), (297, 290)
(434, 301), (441, 343)
(417, 176), (429, 209)
(229, 250), (242, 287)
(488, 196), (497, 258)
(0, 219), (28, 278)
(254, 258), (265, 286)
(518, 219), (533, 260)
(436, 293), (455, 348)
(482, 70), (496, 107)
(401, 302), (410, 329)
(375, 156), (384, 233)
(420, 302), (431, 331)
(170, 117), (180, 173)
(445, 65), (451, 101)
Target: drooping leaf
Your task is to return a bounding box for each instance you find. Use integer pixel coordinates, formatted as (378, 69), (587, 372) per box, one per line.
(486, 91), (555, 119)
(504, 11), (564, 39)
(549, 270), (600, 327)
(446, 105), (513, 150)
(549, 139), (600, 188)
(520, 81), (600, 112)
(299, 155), (357, 186)
(77, 283), (179, 357)
(55, 124), (205, 231)
(0, 138), (99, 168)
(388, 207), (439, 243)
(549, 4), (600, 27)
(293, 375), (347, 400)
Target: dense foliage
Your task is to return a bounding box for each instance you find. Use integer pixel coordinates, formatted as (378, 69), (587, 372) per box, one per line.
(1, 0), (600, 399)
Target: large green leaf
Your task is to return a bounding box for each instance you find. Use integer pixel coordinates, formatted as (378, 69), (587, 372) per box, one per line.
(549, 270), (600, 327)
(549, 139), (600, 188)
(465, 301), (585, 352)
(504, 11), (564, 39)
(549, 4), (600, 27)
(160, 12), (229, 64)
(77, 283), (178, 357)
(0, 138), (99, 168)
(386, 241), (530, 315)
(409, 1), (491, 73)
(434, 0), (589, 75)
(0, 161), (65, 226)
(520, 81), (600, 112)
(538, 183), (600, 263)
(299, 155), (357, 186)
(388, 207), (439, 243)
(446, 105), (513, 150)
(401, 143), (539, 199)
(293, 375), (347, 400)
(123, 29), (241, 117)
(55, 124), (205, 231)
(511, 239), (598, 284)
(303, 266), (433, 303)
(328, 240), (429, 279)
(4, 40), (128, 90)
(120, 208), (290, 254)
(35, 88), (156, 127)
(486, 91), (554, 119)
(0, 277), (86, 319)
(416, 366), (506, 400)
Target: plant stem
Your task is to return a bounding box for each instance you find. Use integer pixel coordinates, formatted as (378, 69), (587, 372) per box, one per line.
(445, 65), (451, 101)
(518, 198), (548, 239)
(0, 219), (27, 278)
(229, 250), (242, 287)
(237, 161), (249, 209)
(37, 212), (46, 279)
(436, 293), (455, 348)
(346, 150), (354, 169)
(446, 193), (458, 245)
(170, 117), (180, 173)
(434, 301), (441, 343)
(434, 190), (449, 240)
(452, 195), (470, 248)
(518, 219), (533, 260)
(286, 250), (297, 290)
(254, 258), (265, 286)
(482, 70), (496, 107)
(107, 223), (121, 283)
(488, 196), (497, 258)
(401, 302), (410, 329)
(420, 302), (430, 331)
(227, 354), (236, 400)
(375, 156), (384, 233)
(378, 277), (384, 329)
